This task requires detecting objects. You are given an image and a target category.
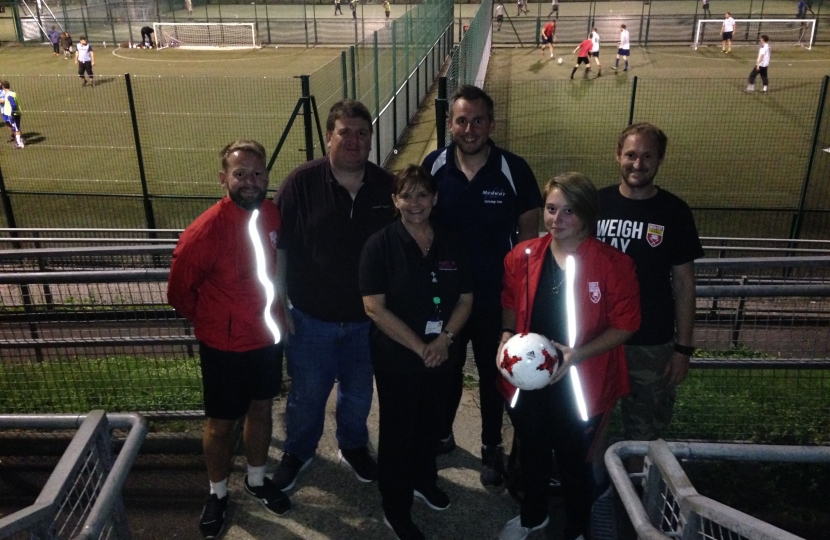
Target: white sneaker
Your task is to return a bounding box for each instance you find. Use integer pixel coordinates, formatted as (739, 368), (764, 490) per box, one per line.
(762, 86), (768, 93)
(498, 515), (549, 540)
(746, 84), (755, 92)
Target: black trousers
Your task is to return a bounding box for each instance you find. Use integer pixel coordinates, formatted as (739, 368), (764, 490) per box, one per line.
(507, 373), (606, 539)
(441, 303), (504, 447)
(375, 366), (452, 521)
(748, 65), (768, 86)
(77, 61), (93, 77)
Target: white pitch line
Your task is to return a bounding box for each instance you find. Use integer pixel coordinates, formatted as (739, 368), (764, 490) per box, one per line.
(645, 47), (830, 63)
(110, 48), (288, 62)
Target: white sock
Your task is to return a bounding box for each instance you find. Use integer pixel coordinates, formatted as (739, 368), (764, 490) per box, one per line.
(16, 135), (23, 146)
(209, 478), (229, 499)
(247, 464), (266, 487)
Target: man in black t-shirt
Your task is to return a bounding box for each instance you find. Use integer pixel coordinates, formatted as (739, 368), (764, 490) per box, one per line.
(596, 123), (703, 470)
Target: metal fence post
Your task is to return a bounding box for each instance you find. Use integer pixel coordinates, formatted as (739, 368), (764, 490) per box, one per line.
(435, 76), (447, 149)
(373, 31), (381, 164)
(124, 74), (157, 231)
(300, 75), (314, 162)
(12, 0), (24, 43)
(392, 20), (398, 143)
(534, 17), (540, 47)
(0, 165), (16, 230)
(341, 50), (348, 99)
(80, 0), (89, 39)
(628, 76), (638, 126)
(106, 0), (116, 44)
(790, 74), (829, 240)
(265, 2), (271, 44)
(350, 45), (357, 100)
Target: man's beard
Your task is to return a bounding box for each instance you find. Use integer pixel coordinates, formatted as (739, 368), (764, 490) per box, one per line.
(230, 188), (266, 210)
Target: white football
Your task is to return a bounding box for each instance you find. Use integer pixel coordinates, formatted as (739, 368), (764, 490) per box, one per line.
(499, 332), (560, 390)
(557, 57), (563, 64)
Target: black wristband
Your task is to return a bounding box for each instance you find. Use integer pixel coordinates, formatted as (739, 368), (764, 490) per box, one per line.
(501, 327), (516, 336)
(674, 343), (695, 356)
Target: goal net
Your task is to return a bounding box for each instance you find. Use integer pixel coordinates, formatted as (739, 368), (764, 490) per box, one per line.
(153, 22), (259, 50)
(694, 19), (816, 50)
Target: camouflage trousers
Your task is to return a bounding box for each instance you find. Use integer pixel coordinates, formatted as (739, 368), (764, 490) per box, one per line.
(620, 342), (676, 441)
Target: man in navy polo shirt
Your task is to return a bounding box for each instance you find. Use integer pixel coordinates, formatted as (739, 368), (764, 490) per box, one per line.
(422, 85), (542, 490)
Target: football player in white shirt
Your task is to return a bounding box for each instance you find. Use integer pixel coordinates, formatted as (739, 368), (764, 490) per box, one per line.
(721, 12), (736, 53)
(613, 24), (630, 72)
(746, 35), (770, 93)
(590, 26), (602, 76)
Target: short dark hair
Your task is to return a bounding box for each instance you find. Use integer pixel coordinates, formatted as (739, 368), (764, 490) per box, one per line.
(392, 165), (436, 217)
(449, 85), (494, 121)
(760, 34), (769, 42)
(79, 35), (87, 41)
(220, 139), (266, 170)
(616, 122), (668, 160)
(326, 99), (373, 133)
(1, 81), (9, 90)
(621, 24), (626, 29)
(543, 172), (599, 233)
(393, 164), (437, 197)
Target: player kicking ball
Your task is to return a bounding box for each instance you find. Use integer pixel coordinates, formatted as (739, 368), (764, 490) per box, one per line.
(746, 35), (770, 94)
(571, 35), (593, 79)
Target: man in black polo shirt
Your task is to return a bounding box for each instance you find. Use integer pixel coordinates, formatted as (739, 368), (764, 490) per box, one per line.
(273, 99), (395, 492)
(422, 85), (543, 489)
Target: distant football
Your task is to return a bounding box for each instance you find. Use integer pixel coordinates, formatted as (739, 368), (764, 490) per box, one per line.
(557, 57), (563, 64)
(499, 333), (560, 390)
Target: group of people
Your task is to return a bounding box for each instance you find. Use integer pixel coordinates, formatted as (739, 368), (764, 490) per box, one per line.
(169, 85), (702, 540)
(46, 26), (74, 58)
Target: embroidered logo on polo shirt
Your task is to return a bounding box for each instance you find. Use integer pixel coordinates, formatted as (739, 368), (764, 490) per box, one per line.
(269, 231), (278, 249)
(589, 282), (601, 303)
(482, 189), (506, 205)
(646, 223), (664, 247)
(438, 260), (458, 271)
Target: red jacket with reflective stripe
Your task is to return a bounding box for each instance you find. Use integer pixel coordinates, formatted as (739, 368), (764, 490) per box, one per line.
(168, 197), (282, 352)
(498, 234), (641, 417)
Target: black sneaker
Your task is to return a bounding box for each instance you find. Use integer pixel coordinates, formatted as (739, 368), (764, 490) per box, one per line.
(480, 444), (506, 490)
(272, 452), (312, 492)
(198, 493), (228, 539)
(244, 475), (291, 515)
(383, 513), (425, 540)
(436, 433), (457, 455)
(338, 446), (378, 482)
(413, 485), (450, 511)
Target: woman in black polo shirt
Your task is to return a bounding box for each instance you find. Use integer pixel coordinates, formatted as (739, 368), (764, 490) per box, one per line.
(360, 165), (473, 540)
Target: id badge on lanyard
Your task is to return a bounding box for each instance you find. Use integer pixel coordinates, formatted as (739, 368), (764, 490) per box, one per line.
(425, 271), (443, 334)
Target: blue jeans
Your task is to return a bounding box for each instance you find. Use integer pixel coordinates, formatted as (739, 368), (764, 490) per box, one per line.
(283, 307), (374, 461)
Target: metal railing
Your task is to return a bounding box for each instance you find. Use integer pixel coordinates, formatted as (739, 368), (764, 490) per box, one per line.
(0, 247), (828, 444)
(604, 439), (830, 540)
(0, 410), (148, 540)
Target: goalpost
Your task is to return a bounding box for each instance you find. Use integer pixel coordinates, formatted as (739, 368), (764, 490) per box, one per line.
(693, 19), (816, 50)
(153, 22), (259, 50)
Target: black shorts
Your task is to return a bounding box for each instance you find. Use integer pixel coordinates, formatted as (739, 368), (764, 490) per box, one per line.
(200, 341), (283, 420)
(723, 31), (733, 40)
(578, 56), (589, 65)
(497, 15), (503, 21)
(542, 36), (553, 44)
(591, 51), (600, 57)
(618, 48), (630, 56)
